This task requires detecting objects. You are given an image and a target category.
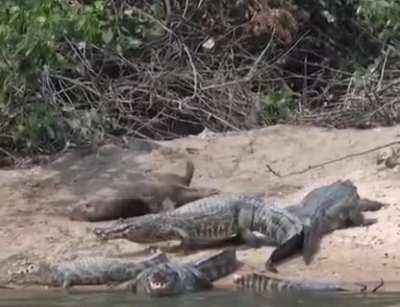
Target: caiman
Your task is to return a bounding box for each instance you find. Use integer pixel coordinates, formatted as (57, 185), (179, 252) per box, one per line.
(128, 249), (238, 297)
(6, 252), (168, 289)
(286, 179), (385, 264)
(94, 193), (314, 270)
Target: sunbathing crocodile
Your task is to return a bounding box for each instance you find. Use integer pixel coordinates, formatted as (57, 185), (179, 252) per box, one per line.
(6, 252), (168, 289)
(233, 272), (348, 294)
(286, 179), (385, 264)
(128, 249), (238, 297)
(94, 193), (314, 271)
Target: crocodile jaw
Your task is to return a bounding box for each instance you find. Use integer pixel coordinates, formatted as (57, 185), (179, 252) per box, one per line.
(93, 223), (131, 241)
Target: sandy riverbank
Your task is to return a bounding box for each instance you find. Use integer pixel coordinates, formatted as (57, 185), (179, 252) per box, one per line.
(1, 125), (399, 291)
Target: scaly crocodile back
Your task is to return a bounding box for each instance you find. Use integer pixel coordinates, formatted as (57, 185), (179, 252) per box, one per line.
(251, 204), (304, 245)
(166, 193), (248, 217)
(51, 252), (168, 288)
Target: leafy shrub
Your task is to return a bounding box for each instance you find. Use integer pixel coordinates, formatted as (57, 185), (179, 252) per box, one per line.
(261, 89), (295, 125)
(0, 0), (398, 160)
(0, 0), (163, 155)
(357, 0), (400, 42)
(0, 1), (110, 153)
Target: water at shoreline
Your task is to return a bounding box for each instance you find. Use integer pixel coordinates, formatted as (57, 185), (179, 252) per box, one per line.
(1, 289), (400, 307)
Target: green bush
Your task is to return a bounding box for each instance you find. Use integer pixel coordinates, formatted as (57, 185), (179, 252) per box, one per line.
(358, 0), (400, 42)
(0, 0), (398, 159)
(260, 89), (295, 125)
(0, 0), (165, 155)
(0, 1), (111, 153)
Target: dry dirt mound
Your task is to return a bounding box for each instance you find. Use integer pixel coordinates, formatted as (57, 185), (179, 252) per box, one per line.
(1, 125), (400, 291)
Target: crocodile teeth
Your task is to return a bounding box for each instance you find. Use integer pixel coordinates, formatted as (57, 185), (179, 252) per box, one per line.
(150, 281), (165, 289)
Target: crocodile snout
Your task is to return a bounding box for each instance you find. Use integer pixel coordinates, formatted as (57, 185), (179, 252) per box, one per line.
(93, 228), (108, 240)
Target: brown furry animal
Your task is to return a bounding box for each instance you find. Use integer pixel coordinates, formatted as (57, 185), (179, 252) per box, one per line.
(151, 158), (194, 187)
(68, 160), (220, 222)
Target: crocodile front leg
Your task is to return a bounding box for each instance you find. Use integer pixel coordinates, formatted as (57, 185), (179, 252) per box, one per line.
(348, 209), (378, 227)
(266, 232), (304, 272)
(151, 226), (194, 255)
(237, 205), (266, 248)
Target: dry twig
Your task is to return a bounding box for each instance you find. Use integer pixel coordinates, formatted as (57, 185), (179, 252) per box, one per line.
(266, 141), (400, 177)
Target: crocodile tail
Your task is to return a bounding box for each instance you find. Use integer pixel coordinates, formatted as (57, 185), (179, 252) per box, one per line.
(233, 273), (295, 293)
(302, 216), (329, 265)
(234, 273), (348, 293)
(183, 159), (195, 186)
(193, 248), (238, 282)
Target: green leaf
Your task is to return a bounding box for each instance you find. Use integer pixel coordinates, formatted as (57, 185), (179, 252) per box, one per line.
(102, 28), (113, 44)
(127, 37), (142, 48)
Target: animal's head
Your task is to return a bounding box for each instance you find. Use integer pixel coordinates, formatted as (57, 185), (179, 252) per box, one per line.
(136, 264), (182, 297)
(93, 215), (171, 243)
(68, 201), (96, 221)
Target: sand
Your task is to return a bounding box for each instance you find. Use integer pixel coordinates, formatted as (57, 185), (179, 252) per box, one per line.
(1, 125), (399, 291)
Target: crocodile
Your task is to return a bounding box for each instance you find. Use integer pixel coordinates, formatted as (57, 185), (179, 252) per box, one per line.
(128, 249), (238, 297)
(233, 272), (348, 294)
(68, 159), (220, 222)
(94, 193), (313, 270)
(6, 252), (168, 289)
(286, 179), (386, 264)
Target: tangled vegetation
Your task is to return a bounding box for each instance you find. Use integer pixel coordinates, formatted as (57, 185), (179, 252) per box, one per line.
(0, 0), (399, 161)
